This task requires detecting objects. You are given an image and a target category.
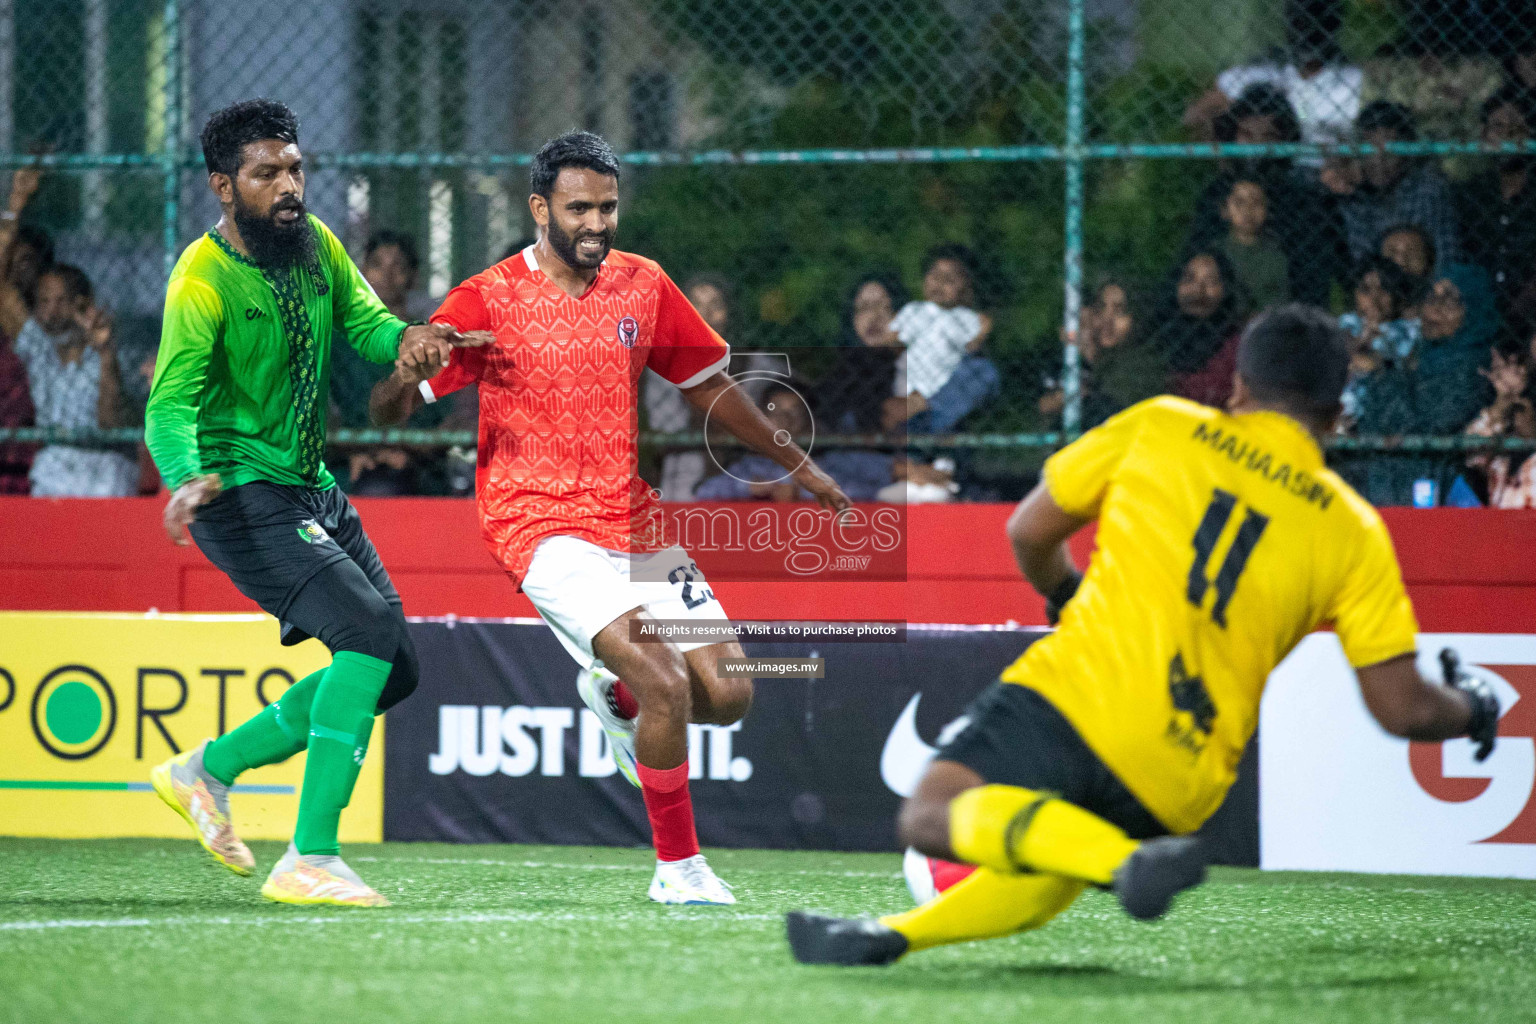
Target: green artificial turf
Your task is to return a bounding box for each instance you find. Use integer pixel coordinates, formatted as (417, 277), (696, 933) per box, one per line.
(0, 839), (1533, 1024)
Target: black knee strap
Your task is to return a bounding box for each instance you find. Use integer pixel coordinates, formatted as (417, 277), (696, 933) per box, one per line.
(1003, 791), (1057, 874)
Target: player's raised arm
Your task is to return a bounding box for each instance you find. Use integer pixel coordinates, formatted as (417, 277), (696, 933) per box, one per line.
(644, 264), (849, 512)
(680, 370), (851, 513)
(1005, 483), (1091, 625)
(320, 220), (491, 370)
(322, 220), (407, 364)
(147, 275), (224, 544)
(1008, 403), (1142, 623)
(369, 283), (492, 426)
(369, 334), (444, 426)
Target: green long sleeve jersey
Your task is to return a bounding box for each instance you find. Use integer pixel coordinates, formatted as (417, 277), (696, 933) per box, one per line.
(146, 215), (407, 491)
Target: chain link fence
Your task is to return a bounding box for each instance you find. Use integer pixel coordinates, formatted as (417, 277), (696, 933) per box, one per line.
(4, 0), (1536, 506)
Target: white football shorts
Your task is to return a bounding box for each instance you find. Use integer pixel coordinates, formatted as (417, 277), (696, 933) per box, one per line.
(521, 534), (733, 672)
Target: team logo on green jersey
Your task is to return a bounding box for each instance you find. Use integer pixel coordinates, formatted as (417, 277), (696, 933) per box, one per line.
(297, 519), (332, 544)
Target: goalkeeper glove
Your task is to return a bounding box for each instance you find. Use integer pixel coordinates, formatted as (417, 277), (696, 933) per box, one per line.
(1044, 570), (1083, 627)
(1439, 647), (1500, 763)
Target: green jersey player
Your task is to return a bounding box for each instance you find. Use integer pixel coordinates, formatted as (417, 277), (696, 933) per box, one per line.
(144, 98), (486, 906)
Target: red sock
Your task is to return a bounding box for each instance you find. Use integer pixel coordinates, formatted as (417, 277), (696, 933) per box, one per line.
(612, 679), (639, 720)
(636, 761), (699, 862)
(932, 859), (977, 894)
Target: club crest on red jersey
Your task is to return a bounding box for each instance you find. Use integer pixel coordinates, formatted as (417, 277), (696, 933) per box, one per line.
(617, 316), (639, 348)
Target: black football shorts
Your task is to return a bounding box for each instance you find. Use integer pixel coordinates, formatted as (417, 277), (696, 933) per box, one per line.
(187, 480), (401, 646)
(935, 680), (1170, 841)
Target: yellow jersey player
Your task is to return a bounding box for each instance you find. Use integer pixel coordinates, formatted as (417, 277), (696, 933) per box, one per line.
(787, 304), (1501, 966)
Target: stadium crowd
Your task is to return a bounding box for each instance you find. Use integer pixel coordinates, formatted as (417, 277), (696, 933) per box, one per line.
(7, 20), (1536, 509)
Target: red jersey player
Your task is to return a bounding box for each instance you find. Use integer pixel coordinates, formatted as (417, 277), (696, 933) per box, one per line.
(371, 132), (851, 904)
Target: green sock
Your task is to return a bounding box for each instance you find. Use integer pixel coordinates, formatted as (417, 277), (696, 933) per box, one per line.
(201, 669), (323, 786)
(293, 652), (391, 856)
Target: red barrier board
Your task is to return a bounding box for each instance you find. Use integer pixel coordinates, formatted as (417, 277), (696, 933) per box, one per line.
(3, 497), (1536, 629)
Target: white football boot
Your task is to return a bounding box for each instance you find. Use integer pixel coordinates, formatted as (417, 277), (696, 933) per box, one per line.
(261, 842), (390, 908)
(576, 665), (640, 787)
(150, 739), (256, 875)
(648, 854), (737, 906)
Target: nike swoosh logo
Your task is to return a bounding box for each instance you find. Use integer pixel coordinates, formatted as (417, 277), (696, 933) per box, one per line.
(881, 694), (973, 798)
(881, 694), (939, 798)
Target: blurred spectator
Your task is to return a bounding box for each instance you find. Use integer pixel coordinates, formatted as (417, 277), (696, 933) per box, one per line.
(0, 168), (48, 341)
(1218, 178), (1291, 310)
(817, 271), (908, 433)
(1457, 84), (1536, 343)
(1038, 275), (1163, 429)
(1327, 101), (1460, 268)
(876, 455), (960, 504)
(1417, 264), (1498, 432)
(1338, 256), (1425, 430)
(1184, 39), (1362, 159)
(331, 230), (430, 424)
(1462, 343), (1536, 505)
(885, 244), (1000, 433)
(329, 230), (442, 496)
(133, 350), (162, 495)
(1379, 221), (1437, 278)
(0, 329), (33, 494)
(647, 272), (732, 499)
(694, 381), (895, 502)
(1146, 250), (1249, 409)
(16, 264), (137, 496)
(1187, 84), (1346, 305)
(684, 273), (731, 334)
(0, 169), (41, 493)
(1344, 261), (1495, 504)
(1361, 48), (1502, 145)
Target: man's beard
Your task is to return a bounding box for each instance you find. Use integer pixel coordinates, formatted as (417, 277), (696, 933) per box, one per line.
(546, 216), (612, 269)
(233, 189), (315, 270)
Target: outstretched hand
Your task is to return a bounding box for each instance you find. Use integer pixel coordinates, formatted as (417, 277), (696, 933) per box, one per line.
(400, 322), (492, 359)
(1481, 349), (1528, 401)
(793, 462), (853, 515)
(395, 324), (493, 385)
(163, 473), (222, 546)
(75, 304), (113, 352)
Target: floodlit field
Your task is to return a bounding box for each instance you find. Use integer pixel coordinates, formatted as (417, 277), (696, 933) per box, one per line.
(1, 839), (1532, 1024)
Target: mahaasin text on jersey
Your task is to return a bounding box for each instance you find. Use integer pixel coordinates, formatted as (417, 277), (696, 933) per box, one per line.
(1190, 420), (1336, 510)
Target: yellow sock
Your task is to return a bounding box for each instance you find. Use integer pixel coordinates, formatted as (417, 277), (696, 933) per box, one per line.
(879, 867), (1085, 952)
(949, 784), (1139, 886)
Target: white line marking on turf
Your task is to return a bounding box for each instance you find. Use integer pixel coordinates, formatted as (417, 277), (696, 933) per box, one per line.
(0, 910), (778, 932)
(0, 918), (154, 931)
(351, 857), (646, 871)
(350, 856), (897, 879)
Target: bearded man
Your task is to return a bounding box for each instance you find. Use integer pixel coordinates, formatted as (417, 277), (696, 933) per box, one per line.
(144, 98), (486, 906)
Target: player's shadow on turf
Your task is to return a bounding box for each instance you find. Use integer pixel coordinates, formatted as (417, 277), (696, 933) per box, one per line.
(991, 964), (1119, 979)
(869, 962), (1117, 988)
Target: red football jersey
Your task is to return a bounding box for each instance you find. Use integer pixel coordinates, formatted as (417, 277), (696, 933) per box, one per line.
(423, 245), (730, 586)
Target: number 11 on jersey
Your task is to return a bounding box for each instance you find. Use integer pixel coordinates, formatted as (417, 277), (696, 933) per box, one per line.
(1187, 488), (1270, 628)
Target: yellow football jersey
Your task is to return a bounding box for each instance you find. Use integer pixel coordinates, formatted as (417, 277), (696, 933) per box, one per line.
(1001, 396), (1419, 834)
